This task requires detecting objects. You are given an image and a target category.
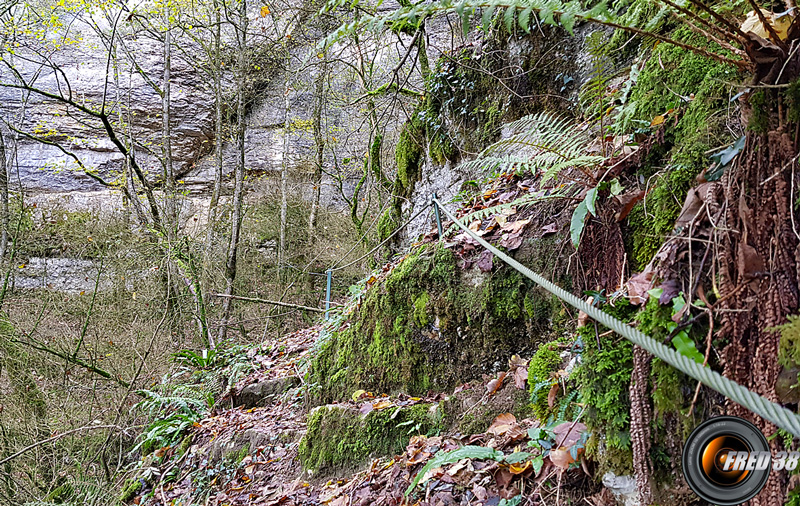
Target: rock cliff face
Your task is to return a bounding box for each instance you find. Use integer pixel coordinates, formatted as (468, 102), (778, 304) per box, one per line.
(1, 7), (598, 242)
(1, 13), (214, 193)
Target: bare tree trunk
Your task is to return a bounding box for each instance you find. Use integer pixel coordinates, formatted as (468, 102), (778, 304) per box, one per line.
(0, 131), (8, 261)
(205, 0), (224, 266)
(203, 0), (224, 350)
(218, 0), (248, 342)
(115, 45), (148, 229)
(162, 11), (177, 235)
(279, 79), (290, 272)
(308, 59), (326, 246)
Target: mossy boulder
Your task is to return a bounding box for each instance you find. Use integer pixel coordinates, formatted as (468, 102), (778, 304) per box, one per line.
(298, 403), (441, 473)
(440, 379), (533, 435)
(308, 242), (570, 404)
(233, 376), (301, 408)
(395, 113), (425, 196)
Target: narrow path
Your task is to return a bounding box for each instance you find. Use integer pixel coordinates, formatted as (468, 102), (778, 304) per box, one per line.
(136, 325), (605, 506)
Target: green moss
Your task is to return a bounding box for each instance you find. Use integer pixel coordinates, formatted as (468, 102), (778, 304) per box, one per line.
(627, 27), (737, 157)
(413, 292), (430, 326)
(119, 478), (142, 502)
(427, 128), (456, 164)
(776, 316), (800, 368)
(575, 299), (637, 460)
(308, 242), (567, 404)
(177, 434), (193, 457)
(786, 80), (800, 124)
(649, 358), (683, 415)
(423, 34), (569, 161)
(586, 433), (634, 476)
(226, 442), (251, 465)
(439, 387), (533, 435)
(395, 114), (424, 195)
(527, 341), (564, 421)
(377, 207), (400, 243)
(636, 298), (692, 415)
(606, 0), (665, 54)
(620, 27), (742, 269)
(575, 297), (700, 476)
(299, 403), (440, 472)
(456, 411), (489, 435)
(626, 151), (707, 269)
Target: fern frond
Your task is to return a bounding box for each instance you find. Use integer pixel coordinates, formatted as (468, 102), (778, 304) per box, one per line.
(445, 185), (574, 235)
(133, 388), (209, 418)
(558, 390), (579, 420)
(318, 0), (747, 70)
(457, 111), (603, 182)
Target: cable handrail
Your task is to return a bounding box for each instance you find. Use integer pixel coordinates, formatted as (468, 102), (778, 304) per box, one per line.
(432, 196), (800, 437)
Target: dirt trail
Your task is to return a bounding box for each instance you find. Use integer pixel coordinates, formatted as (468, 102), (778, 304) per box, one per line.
(134, 323), (607, 506)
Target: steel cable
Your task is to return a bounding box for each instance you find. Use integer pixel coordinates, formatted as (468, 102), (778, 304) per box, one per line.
(433, 196), (800, 436)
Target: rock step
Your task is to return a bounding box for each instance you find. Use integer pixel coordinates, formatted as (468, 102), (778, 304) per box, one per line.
(233, 376), (302, 408)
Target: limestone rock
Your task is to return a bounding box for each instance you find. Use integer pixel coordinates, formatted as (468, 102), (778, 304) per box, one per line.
(234, 376), (301, 408)
(602, 472), (640, 506)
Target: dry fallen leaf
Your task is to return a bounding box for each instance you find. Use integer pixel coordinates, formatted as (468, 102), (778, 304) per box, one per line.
(507, 425), (527, 441)
(549, 447), (581, 471)
(627, 269), (654, 305)
(372, 400), (394, 411)
(501, 219), (530, 234)
(508, 355), (527, 368)
(512, 367), (528, 390)
(486, 371), (507, 395)
(553, 421), (587, 447)
(614, 189), (647, 222)
(500, 232), (524, 251)
(740, 8), (793, 40)
(494, 467), (514, 487)
(487, 413), (517, 436)
(509, 460), (532, 475)
(472, 484), (488, 501)
(547, 382), (560, 408)
(477, 250), (494, 272)
(577, 296), (594, 326)
(541, 222), (558, 235)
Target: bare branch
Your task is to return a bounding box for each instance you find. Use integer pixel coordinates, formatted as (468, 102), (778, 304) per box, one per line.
(0, 424), (130, 468)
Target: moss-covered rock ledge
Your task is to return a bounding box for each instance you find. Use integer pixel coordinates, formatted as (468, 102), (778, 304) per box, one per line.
(298, 403), (441, 473)
(308, 241), (570, 405)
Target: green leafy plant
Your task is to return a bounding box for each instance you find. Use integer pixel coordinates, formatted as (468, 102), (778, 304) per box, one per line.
(646, 288), (705, 364)
(457, 111), (603, 181)
(131, 386), (211, 455)
(571, 178), (624, 248)
(405, 446), (503, 495)
(321, 0), (749, 72)
(172, 349), (217, 369)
